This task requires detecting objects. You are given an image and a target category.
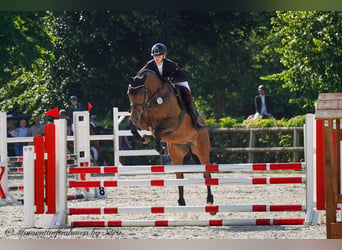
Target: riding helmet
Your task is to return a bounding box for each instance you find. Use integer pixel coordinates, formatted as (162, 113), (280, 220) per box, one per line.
(151, 43), (167, 56)
(258, 85), (266, 91)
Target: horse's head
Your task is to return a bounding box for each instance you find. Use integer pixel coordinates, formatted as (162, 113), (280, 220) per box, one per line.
(125, 70), (163, 126)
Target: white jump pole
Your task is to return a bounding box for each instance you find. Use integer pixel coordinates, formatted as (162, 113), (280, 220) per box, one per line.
(73, 111), (90, 165)
(113, 107), (121, 166)
(50, 119), (67, 228)
(73, 111), (93, 199)
(304, 114), (319, 225)
(23, 146), (35, 227)
(112, 107), (159, 168)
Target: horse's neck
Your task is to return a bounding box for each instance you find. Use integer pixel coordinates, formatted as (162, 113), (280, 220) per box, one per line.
(145, 76), (162, 92)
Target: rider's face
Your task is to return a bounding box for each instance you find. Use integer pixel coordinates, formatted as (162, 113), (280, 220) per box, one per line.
(153, 54), (165, 66)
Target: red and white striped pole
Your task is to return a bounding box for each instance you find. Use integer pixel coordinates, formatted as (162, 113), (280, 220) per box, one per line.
(67, 162), (305, 175)
(68, 176), (305, 188)
(68, 204), (305, 215)
(71, 218), (306, 228)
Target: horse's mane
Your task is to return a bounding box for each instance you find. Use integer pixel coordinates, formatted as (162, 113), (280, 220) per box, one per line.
(128, 69), (164, 95)
(136, 68), (153, 78)
(137, 68), (164, 81)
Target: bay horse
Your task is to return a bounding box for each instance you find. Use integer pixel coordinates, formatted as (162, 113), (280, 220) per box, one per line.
(125, 69), (214, 208)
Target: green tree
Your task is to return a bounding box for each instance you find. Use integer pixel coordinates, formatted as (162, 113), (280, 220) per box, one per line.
(51, 11), (185, 118)
(0, 11), (55, 115)
(51, 11), (280, 120)
(179, 12), (276, 120)
(262, 11), (342, 114)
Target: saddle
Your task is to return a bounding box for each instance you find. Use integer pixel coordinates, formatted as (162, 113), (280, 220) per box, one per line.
(168, 84), (187, 112)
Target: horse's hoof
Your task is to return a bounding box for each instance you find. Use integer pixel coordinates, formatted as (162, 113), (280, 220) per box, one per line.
(178, 198), (186, 206)
(207, 202), (217, 216)
(207, 194), (214, 204)
(207, 195), (216, 215)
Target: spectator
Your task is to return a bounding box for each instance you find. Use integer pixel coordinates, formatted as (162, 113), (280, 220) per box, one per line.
(253, 85), (274, 121)
(90, 114), (105, 135)
(14, 119), (29, 157)
(59, 109), (69, 120)
(120, 119), (135, 165)
(59, 109), (74, 154)
(28, 115), (45, 137)
(89, 114), (103, 165)
(7, 121), (16, 156)
(40, 114), (49, 125)
(7, 121), (16, 137)
(59, 109), (72, 136)
(160, 142), (172, 165)
(67, 95), (85, 123)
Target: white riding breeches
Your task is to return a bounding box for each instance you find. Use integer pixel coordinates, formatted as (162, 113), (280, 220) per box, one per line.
(175, 81), (191, 91)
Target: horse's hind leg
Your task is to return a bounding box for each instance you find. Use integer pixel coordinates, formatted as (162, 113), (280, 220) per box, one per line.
(190, 151), (214, 206)
(205, 175), (214, 204)
(203, 168), (216, 215)
(168, 143), (188, 206)
(176, 172), (186, 206)
(191, 131), (215, 213)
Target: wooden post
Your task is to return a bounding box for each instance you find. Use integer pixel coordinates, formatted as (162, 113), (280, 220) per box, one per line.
(248, 130), (255, 163)
(293, 128), (300, 162)
(316, 93), (342, 239)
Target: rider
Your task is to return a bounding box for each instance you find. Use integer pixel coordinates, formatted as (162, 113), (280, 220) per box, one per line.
(139, 43), (204, 131)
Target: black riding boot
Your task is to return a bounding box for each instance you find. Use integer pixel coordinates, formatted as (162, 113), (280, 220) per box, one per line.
(180, 87), (205, 131)
(188, 101), (205, 131)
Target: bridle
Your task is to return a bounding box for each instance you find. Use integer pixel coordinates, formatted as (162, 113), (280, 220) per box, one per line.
(128, 81), (173, 124)
(128, 77), (186, 138)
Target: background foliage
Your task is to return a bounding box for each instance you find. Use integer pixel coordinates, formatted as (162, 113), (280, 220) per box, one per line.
(1, 11), (341, 121)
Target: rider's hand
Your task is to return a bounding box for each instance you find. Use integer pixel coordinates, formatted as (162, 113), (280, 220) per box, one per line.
(163, 76), (172, 83)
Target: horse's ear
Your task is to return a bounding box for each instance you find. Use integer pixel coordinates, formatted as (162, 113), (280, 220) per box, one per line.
(136, 73), (147, 83)
(123, 74), (134, 84)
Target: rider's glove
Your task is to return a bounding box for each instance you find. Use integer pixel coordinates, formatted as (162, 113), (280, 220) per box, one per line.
(163, 76), (173, 83)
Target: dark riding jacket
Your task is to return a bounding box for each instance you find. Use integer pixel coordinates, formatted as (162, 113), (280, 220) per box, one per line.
(139, 58), (188, 83)
(255, 94), (272, 114)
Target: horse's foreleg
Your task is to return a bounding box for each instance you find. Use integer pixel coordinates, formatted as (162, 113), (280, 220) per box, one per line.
(128, 119), (148, 143)
(168, 143), (188, 206)
(176, 172), (186, 206)
(153, 125), (167, 155)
